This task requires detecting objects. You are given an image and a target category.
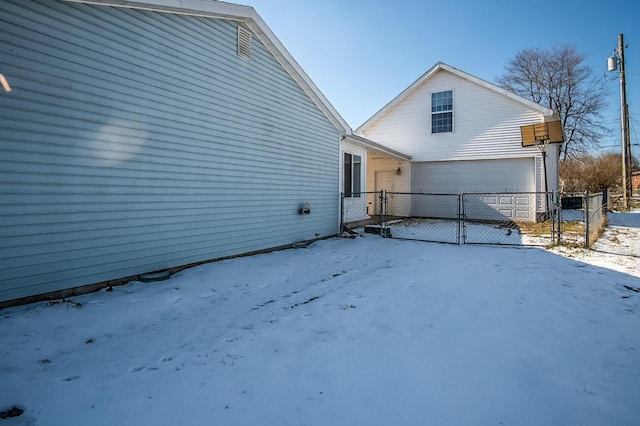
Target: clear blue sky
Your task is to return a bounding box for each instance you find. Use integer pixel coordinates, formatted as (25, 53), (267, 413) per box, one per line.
(246, 0), (639, 154)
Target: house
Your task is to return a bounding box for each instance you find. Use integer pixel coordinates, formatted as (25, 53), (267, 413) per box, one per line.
(352, 62), (563, 222)
(633, 171), (640, 193)
(0, 0), (351, 305)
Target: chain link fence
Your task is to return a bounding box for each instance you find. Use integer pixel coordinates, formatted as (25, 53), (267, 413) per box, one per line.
(384, 192), (461, 244)
(462, 192), (554, 246)
(341, 190), (607, 248)
(341, 192), (383, 230)
(559, 192), (607, 247)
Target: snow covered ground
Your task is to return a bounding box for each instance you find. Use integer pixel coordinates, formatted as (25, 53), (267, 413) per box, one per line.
(1, 212), (639, 425)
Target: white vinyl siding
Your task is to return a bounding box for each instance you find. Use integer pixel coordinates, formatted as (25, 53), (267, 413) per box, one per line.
(361, 70), (545, 162)
(0, 0), (339, 302)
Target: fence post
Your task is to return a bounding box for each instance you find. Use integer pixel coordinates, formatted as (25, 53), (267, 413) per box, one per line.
(458, 192), (464, 245)
(545, 191), (550, 220)
(550, 192), (556, 244)
(379, 190), (385, 237)
(555, 191), (562, 245)
(584, 191), (589, 248)
(340, 192), (345, 233)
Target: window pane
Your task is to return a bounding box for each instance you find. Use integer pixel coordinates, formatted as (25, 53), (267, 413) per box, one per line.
(353, 155), (361, 195)
(443, 92), (452, 109)
(432, 90), (452, 111)
(432, 112), (452, 133)
(343, 153), (352, 196)
(431, 92), (439, 112)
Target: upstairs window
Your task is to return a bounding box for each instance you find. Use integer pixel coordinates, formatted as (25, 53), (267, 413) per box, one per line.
(343, 153), (361, 197)
(431, 90), (453, 133)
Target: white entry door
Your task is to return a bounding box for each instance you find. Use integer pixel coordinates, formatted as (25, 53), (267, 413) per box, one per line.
(374, 171), (394, 215)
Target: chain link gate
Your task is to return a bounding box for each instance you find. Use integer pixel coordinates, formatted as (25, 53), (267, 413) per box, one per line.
(348, 191), (559, 247)
(381, 192), (463, 244)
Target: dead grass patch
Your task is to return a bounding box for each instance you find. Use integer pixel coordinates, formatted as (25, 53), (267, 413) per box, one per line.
(516, 220), (583, 236)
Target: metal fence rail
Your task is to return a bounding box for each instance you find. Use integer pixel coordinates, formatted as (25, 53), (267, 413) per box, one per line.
(341, 190), (607, 248)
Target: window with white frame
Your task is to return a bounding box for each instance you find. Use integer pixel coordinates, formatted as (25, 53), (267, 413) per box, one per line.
(431, 90), (453, 133)
(343, 153), (361, 197)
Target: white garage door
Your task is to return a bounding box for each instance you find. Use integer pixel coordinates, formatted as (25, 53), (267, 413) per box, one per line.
(410, 158), (538, 221)
(411, 158), (536, 193)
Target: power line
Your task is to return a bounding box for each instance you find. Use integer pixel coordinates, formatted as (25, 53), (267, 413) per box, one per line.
(599, 144), (640, 148)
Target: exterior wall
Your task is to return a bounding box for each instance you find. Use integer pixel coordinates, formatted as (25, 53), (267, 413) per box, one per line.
(0, 0), (340, 302)
(359, 69), (546, 162)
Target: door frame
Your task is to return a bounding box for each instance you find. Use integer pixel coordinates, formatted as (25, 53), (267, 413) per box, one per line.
(374, 170), (395, 215)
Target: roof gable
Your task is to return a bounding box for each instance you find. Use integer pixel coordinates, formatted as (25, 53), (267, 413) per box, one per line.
(357, 62), (555, 133)
(64, 0), (350, 134)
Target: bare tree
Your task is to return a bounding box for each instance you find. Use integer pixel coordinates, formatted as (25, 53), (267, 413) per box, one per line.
(560, 153), (621, 192)
(497, 44), (609, 160)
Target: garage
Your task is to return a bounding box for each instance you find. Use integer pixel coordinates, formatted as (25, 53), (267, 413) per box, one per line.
(410, 158), (536, 193)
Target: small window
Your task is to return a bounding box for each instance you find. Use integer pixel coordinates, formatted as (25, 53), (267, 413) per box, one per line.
(343, 153), (361, 197)
(237, 26), (251, 59)
(431, 90), (453, 133)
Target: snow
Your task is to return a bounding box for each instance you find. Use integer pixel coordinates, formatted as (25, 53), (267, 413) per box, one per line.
(1, 212), (639, 425)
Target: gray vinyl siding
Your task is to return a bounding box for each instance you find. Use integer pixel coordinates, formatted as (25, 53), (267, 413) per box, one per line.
(0, 0), (340, 302)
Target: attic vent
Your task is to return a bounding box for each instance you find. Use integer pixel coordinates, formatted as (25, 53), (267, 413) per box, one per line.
(237, 26), (251, 59)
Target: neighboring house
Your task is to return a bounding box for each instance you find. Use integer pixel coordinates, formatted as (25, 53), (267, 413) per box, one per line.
(633, 171), (640, 193)
(0, 0), (350, 304)
(354, 62), (563, 222)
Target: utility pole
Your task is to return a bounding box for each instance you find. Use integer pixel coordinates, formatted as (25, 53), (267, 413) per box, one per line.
(609, 34), (632, 211)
